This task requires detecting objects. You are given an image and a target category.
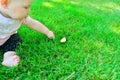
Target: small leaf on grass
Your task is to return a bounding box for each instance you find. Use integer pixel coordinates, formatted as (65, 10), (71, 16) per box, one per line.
(60, 37), (66, 43)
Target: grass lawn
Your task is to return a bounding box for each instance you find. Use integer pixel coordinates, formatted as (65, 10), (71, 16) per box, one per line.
(0, 0), (120, 80)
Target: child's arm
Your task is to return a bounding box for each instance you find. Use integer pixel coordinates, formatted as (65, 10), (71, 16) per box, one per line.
(22, 16), (55, 39)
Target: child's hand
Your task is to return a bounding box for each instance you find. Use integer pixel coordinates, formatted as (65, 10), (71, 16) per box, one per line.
(47, 31), (55, 39)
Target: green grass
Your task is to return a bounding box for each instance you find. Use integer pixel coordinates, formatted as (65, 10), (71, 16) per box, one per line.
(0, 0), (120, 80)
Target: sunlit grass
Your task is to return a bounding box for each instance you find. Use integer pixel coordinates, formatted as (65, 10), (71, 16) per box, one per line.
(43, 2), (54, 8)
(52, 0), (64, 3)
(0, 0), (120, 80)
(89, 2), (120, 12)
(109, 23), (120, 34)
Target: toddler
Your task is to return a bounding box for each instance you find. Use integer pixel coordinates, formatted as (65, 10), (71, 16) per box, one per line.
(0, 0), (55, 67)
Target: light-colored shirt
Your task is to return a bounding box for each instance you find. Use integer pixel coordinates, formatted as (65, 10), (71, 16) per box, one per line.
(0, 13), (22, 45)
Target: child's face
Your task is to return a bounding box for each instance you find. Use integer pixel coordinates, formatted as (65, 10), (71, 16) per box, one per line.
(1, 0), (33, 20)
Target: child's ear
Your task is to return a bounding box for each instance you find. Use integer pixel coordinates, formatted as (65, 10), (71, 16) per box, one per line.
(1, 0), (8, 8)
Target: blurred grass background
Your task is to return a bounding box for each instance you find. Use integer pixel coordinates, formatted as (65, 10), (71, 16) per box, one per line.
(0, 0), (120, 80)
